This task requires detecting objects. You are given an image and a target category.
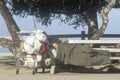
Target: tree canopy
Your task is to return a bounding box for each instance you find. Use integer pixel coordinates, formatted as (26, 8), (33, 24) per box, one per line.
(6, 0), (113, 27)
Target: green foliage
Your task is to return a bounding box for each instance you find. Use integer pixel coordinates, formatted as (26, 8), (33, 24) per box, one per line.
(5, 0), (119, 28)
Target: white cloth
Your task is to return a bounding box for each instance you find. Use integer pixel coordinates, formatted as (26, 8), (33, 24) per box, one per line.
(23, 29), (48, 54)
(36, 55), (42, 62)
(23, 36), (36, 54)
(51, 49), (57, 58)
(35, 32), (47, 42)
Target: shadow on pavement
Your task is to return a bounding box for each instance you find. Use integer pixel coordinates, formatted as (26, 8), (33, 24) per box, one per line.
(1, 60), (120, 74)
(55, 64), (120, 74)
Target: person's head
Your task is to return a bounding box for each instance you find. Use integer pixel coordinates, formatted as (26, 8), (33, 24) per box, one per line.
(49, 37), (61, 49)
(51, 42), (59, 49)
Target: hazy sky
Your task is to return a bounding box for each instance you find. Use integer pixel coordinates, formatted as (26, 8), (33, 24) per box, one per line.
(0, 9), (120, 36)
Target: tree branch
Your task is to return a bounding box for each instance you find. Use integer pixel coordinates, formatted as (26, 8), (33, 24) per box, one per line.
(0, 0), (20, 45)
(91, 0), (116, 39)
(0, 38), (14, 48)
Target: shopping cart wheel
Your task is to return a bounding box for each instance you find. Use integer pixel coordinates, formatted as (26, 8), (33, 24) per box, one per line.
(33, 67), (38, 75)
(16, 68), (19, 74)
(42, 67), (45, 73)
(33, 60), (37, 75)
(41, 60), (45, 73)
(35, 68), (38, 72)
(32, 69), (35, 75)
(16, 58), (20, 74)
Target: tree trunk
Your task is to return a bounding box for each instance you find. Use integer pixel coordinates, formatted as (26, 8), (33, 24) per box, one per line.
(0, 0), (20, 41)
(84, 8), (99, 40)
(0, 0), (21, 55)
(90, 0), (116, 39)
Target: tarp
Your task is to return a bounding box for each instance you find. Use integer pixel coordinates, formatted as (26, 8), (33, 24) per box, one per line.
(56, 43), (111, 66)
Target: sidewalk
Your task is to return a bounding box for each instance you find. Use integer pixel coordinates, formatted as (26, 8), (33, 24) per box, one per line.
(0, 60), (120, 80)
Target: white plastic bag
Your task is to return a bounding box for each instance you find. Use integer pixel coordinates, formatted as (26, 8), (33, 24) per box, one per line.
(24, 36), (36, 54)
(23, 29), (48, 54)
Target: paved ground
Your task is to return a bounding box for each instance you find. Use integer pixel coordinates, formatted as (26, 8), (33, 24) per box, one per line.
(0, 60), (120, 80)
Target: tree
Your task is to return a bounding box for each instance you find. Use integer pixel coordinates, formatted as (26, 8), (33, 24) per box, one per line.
(0, 0), (21, 56)
(0, 0), (119, 55)
(91, 0), (117, 39)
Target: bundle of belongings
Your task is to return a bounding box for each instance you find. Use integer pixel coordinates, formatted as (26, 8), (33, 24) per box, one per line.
(23, 29), (48, 67)
(56, 43), (111, 66)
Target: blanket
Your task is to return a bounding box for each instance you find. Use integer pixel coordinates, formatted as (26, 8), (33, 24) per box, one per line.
(56, 43), (111, 66)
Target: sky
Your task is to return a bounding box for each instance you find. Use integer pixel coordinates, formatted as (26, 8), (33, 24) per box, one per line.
(0, 9), (120, 52)
(0, 9), (120, 36)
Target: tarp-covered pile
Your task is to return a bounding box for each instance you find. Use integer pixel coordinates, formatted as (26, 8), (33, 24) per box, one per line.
(56, 43), (111, 66)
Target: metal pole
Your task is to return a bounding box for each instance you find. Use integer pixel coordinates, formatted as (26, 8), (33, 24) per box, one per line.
(81, 31), (85, 40)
